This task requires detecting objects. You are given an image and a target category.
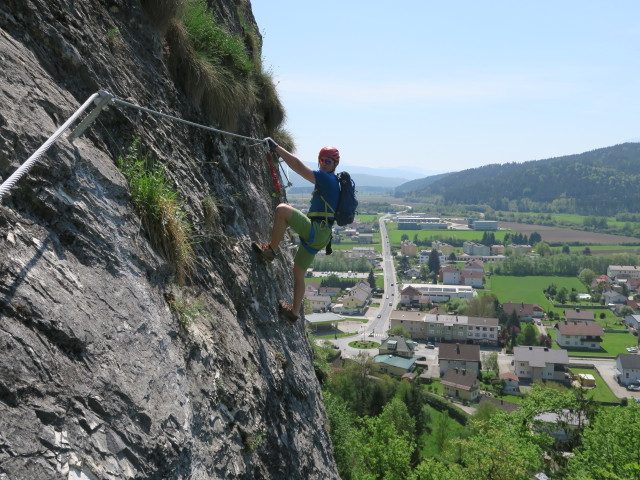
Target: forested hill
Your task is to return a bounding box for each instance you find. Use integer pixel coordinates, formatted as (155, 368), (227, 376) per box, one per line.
(395, 143), (640, 215)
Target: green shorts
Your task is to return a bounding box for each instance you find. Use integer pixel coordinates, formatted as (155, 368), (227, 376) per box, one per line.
(289, 209), (332, 270)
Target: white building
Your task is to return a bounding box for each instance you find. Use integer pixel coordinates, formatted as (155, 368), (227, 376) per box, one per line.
(616, 354), (640, 386)
(401, 284), (477, 304)
(607, 265), (640, 279)
(418, 249), (446, 266)
(513, 346), (569, 382)
(462, 241), (491, 256)
(388, 311), (498, 345)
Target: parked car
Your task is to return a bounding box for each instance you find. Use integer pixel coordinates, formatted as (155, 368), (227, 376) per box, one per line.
(627, 347), (638, 353)
(627, 384), (640, 391)
(426, 342), (435, 349)
(377, 314), (381, 318)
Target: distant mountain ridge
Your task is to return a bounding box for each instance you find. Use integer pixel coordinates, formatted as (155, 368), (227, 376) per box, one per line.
(394, 143), (640, 215)
(283, 163), (440, 191)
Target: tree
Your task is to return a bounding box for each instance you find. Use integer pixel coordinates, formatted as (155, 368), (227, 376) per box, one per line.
(379, 396), (416, 438)
(398, 255), (410, 271)
(556, 287), (568, 304)
(389, 325), (411, 339)
(433, 412), (451, 454)
(529, 231), (542, 245)
(507, 311), (520, 349)
(428, 249), (441, 281)
(562, 244), (571, 254)
(578, 268), (596, 287)
(419, 263), (430, 281)
(457, 412), (545, 480)
(622, 282), (630, 297)
(535, 241), (551, 257)
(567, 403), (640, 480)
(466, 295), (497, 317)
(483, 351), (498, 373)
(538, 334), (551, 348)
(323, 391), (358, 480)
(620, 305), (634, 317)
(522, 324), (538, 346)
(367, 269), (376, 289)
(351, 412), (415, 480)
(413, 459), (464, 480)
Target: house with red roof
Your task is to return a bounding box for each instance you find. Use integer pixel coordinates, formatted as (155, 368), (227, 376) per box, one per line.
(564, 308), (595, 323)
(502, 302), (544, 322)
(554, 321), (604, 350)
(499, 372), (520, 392)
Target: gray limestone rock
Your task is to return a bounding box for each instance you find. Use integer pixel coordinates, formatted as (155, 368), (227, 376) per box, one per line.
(0, 1), (339, 478)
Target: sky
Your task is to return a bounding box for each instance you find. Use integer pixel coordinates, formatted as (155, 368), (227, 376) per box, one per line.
(250, 1), (640, 176)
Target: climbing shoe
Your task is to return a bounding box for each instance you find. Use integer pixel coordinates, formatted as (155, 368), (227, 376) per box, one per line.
(252, 242), (276, 263)
(278, 301), (299, 325)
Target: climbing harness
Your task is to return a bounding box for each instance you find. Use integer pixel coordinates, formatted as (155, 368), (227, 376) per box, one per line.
(0, 90), (288, 201)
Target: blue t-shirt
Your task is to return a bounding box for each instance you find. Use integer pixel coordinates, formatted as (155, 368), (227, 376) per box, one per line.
(308, 170), (339, 220)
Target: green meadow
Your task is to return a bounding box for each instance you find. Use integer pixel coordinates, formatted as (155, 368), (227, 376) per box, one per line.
(482, 275), (585, 308)
(568, 367), (619, 403)
(386, 223), (514, 245)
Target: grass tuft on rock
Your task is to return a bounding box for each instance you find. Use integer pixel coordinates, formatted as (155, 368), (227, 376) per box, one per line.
(118, 139), (195, 285)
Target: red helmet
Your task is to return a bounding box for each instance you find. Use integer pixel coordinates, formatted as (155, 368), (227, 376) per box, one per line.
(318, 146), (340, 163)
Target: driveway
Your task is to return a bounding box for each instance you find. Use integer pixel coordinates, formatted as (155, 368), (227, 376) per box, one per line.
(570, 356), (640, 401)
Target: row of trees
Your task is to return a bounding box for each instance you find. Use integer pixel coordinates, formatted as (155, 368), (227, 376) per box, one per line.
(318, 270), (377, 290)
(478, 231), (541, 247)
(312, 251), (372, 272)
(487, 251), (640, 277)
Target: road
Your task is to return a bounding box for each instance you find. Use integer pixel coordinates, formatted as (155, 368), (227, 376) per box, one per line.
(365, 214), (395, 335)
(320, 214), (396, 358)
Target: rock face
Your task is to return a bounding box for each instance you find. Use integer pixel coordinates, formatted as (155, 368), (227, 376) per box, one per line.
(0, 1), (339, 478)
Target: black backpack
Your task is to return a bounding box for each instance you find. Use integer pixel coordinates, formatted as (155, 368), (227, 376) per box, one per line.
(333, 171), (358, 226)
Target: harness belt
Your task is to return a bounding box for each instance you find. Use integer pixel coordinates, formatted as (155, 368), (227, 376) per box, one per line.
(300, 217), (333, 255)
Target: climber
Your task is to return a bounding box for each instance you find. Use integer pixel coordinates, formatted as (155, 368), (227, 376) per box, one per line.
(253, 138), (340, 324)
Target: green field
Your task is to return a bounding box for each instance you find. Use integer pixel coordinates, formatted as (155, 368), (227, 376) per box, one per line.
(568, 245), (640, 254)
(386, 224), (514, 245)
(482, 275), (585, 308)
(356, 214), (381, 223)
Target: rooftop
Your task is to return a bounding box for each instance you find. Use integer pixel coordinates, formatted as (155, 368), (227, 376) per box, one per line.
(440, 369), (477, 390)
(618, 353), (640, 369)
(514, 346), (569, 367)
(438, 343), (480, 362)
(564, 309), (595, 321)
(373, 354), (418, 370)
(555, 321), (604, 336)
